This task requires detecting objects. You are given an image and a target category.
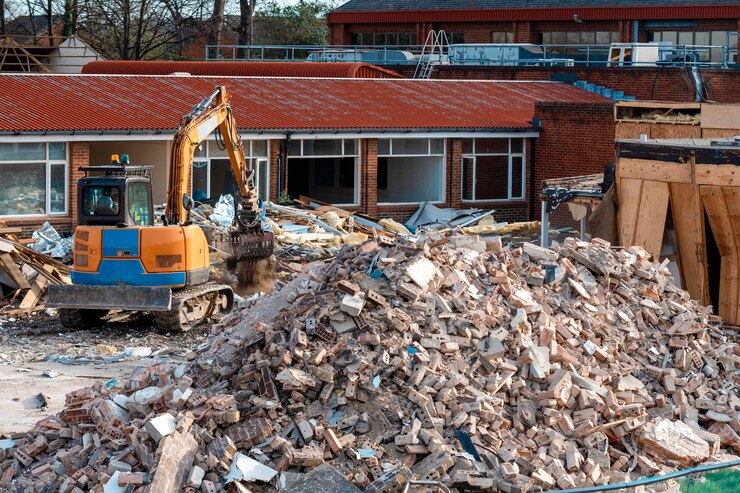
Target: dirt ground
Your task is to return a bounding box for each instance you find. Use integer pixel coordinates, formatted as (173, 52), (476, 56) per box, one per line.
(0, 311), (211, 435)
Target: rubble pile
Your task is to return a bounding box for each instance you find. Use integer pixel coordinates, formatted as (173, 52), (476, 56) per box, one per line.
(2, 235), (739, 492)
(0, 225), (71, 316)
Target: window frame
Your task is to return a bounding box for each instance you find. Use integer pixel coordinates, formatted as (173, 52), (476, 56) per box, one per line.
(0, 142), (69, 218)
(377, 138), (447, 206)
(461, 138), (526, 203)
(287, 139), (361, 207)
(192, 139), (269, 202)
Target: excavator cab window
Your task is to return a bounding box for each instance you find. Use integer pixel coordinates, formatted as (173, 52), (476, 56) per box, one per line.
(83, 186), (120, 216)
(128, 181), (152, 226)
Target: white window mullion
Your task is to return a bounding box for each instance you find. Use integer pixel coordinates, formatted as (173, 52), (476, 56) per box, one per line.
(46, 144), (51, 215)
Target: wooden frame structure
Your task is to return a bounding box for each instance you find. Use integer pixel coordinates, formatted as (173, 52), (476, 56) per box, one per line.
(617, 138), (740, 324)
(615, 101), (740, 140)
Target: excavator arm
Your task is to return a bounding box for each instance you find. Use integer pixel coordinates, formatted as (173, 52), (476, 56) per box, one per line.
(165, 86), (273, 268)
(165, 86), (260, 230)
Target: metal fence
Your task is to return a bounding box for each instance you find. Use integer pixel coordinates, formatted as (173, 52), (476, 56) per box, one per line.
(206, 37), (739, 69)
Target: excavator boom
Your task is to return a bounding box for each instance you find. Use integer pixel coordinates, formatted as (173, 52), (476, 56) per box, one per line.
(165, 86), (273, 267)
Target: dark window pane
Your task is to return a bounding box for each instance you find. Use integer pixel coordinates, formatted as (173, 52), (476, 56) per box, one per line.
(50, 164), (66, 213)
(511, 139), (524, 153)
(377, 157), (388, 190)
(475, 138), (508, 154)
(304, 140), (343, 156)
(387, 33), (398, 46)
(192, 161), (208, 201)
(511, 157), (524, 199)
(429, 139), (444, 155)
(475, 155), (509, 200)
(378, 139), (391, 155)
(251, 140), (268, 157)
(462, 157), (474, 200)
(287, 140), (301, 156)
(339, 159), (355, 188)
(314, 160), (335, 186)
(344, 139), (356, 155)
(257, 159), (269, 201)
(462, 139), (473, 154)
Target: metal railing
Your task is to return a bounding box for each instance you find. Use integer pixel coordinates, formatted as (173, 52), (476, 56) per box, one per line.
(206, 39), (739, 68)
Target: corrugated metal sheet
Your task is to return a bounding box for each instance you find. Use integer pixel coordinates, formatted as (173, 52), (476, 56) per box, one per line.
(82, 61), (404, 79)
(328, 5), (740, 23)
(0, 75), (612, 134)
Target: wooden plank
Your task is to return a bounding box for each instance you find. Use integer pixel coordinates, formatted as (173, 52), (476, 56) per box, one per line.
(18, 275), (48, 310)
(700, 103), (740, 130)
(669, 182), (707, 304)
(695, 164), (740, 187)
(721, 187), (740, 325)
(0, 253), (30, 290)
(617, 178), (643, 247)
(618, 158), (692, 184)
(0, 227), (23, 234)
(633, 180), (670, 259)
(700, 186), (737, 324)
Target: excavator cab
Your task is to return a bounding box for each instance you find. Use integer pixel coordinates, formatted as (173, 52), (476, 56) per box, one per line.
(77, 156), (154, 227)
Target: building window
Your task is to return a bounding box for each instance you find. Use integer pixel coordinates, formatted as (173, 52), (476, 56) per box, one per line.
(448, 32), (465, 44)
(352, 32), (417, 47)
(377, 138), (445, 204)
(0, 142), (67, 216)
(461, 138), (525, 202)
(192, 140), (269, 202)
(287, 139), (359, 205)
(541, 31), (618, 53)
(492, 32), (514, 43)
(649, 31), (735, 62)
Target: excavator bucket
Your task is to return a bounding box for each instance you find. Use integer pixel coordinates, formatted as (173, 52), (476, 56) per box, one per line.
(204, 229), (275, 289)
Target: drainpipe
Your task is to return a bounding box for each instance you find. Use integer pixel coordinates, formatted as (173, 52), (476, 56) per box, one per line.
(691, 66), (704, 101)
(632, 20), (639, 43)
(529, 118), (541, 221)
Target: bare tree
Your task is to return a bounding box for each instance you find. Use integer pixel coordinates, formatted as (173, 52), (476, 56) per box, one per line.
(237, 0), (255, 45)
(1, 0), (6, 36)
(208, 0), (223, 46)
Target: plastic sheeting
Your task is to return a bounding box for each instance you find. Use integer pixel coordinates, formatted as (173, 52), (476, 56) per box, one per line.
(405, 202), (488, 229)
(30, 222), (73, 259)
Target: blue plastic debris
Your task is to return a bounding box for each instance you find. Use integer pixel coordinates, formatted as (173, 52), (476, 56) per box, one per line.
(406, 346), (418, 355)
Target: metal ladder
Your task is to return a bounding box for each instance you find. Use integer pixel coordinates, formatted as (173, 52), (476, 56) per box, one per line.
(413, 30), (450, 79)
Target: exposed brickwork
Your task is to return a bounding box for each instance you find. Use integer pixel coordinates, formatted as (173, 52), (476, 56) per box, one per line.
(331, 17), (738, 47)
(362, 138), (379, 217)
(392, 66), (740, 103)
(269, 139), (281, 200)
(69, 142), (89, 230)
(534, 101), (615, 226)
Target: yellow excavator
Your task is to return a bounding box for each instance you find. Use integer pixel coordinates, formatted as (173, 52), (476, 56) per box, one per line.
(47, 86), (273, 331)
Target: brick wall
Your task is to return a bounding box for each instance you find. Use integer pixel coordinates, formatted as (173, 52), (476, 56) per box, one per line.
(331, 18), (738, 46)
(534, 101), (615, 210)
(391, 66), (740, 103)
(269, 139), (281, 201)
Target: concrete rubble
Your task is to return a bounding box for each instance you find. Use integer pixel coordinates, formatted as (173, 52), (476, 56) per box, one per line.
(1, 234), (739, 492)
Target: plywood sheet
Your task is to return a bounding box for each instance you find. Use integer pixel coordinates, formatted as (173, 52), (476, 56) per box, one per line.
(633, 180), (670, 259)
(700, 186), (740, 324)
(669, 182), (707, 304)
(619, 158), (692, 184)
(700, 103), (740, 130)
(696, 164), (740, 187)
(617, 178), (643, 248)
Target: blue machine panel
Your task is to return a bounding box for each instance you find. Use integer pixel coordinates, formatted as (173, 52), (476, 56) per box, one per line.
(102, 229), (140, 257)
(72, 259), (186, 287)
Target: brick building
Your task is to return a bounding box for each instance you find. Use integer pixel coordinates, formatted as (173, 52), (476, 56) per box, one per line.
(329, 0), (740, 62)
(0, 74), (612, 234)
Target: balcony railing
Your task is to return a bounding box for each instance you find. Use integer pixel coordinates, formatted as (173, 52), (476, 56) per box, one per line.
(206, 37), (739, 69)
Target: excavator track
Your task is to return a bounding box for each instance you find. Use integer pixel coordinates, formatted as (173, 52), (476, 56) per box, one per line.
(154, 283), (234, 332)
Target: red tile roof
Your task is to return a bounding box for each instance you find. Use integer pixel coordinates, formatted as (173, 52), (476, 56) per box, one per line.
(82, 61), (404, 79)
(0, 75), (611, 134)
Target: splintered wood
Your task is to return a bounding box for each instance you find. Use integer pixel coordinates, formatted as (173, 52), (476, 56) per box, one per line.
(2, 235), (738, 492)
(0, 227), (70, 315)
